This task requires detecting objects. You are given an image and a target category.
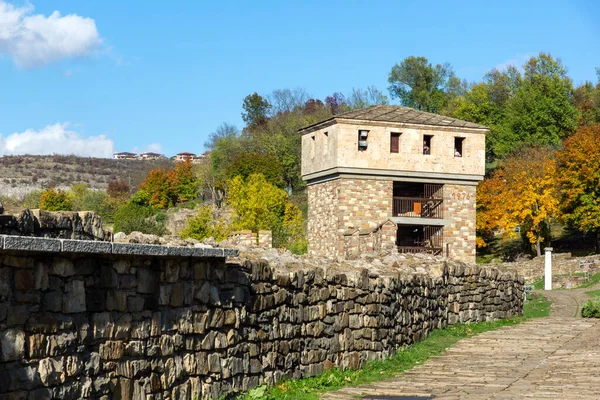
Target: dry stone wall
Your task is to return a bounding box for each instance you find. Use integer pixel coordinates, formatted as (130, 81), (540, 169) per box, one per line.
(0, 209), (111, 241)
(0, 236), (523, 400)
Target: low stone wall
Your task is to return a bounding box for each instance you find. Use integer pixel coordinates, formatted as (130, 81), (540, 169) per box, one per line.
(227, 230), (272, 249)
(0, 209), (111, 241)
(496, 253), (600, 282)
(0, 236), (523, 399)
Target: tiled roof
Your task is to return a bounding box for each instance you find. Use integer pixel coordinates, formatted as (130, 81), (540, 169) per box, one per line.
(300, 105), (489, 132)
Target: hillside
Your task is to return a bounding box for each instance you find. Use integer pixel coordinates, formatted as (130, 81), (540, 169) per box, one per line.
(0, 155), (174, 199)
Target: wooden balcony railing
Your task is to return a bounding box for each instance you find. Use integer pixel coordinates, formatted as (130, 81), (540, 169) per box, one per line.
(398, 246), (443, 256)
(392, 197), (443, 219)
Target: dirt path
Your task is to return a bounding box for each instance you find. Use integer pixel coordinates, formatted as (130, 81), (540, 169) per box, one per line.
(322, 287), (600, 399)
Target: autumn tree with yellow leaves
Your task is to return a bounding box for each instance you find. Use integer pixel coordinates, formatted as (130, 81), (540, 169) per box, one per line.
(558, 124), (600, 251)
(477, 147), (560, 256)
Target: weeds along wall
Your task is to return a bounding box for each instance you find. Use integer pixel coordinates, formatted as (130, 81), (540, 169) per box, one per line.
(0, 236), (524, 399)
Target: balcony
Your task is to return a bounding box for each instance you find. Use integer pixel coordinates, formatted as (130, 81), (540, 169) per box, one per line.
(392, 197), (443, 219)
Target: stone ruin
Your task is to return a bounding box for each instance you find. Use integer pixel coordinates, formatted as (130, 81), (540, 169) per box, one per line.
(0, 207), (111, 241)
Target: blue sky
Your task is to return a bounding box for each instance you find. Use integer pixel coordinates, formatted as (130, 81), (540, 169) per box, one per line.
(0, 0), (598, 158)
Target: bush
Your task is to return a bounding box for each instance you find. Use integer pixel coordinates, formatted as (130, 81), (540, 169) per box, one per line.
(39, 188), (73, 211)
(113, 202), (166, 235)
(22, 190), (43, 209)
(179, 205), (230, 241)
(581, 298), (600, 318)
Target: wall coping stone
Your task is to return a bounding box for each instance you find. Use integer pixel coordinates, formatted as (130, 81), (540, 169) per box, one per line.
(0, 235), (237, 258)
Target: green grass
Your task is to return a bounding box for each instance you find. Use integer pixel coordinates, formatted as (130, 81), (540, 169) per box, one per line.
(577, 272), (600, 288)
(232, 296), (550, 400)
(585, 289), (600, 297)
(531, 272), (600, 291)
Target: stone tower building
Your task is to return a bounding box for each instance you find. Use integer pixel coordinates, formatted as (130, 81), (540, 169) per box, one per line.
(300, 105), (488, 263)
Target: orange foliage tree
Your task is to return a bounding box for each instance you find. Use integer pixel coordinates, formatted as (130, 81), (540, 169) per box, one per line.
(167, 160), (198, 203)
(139, 169), (173, 209)
(476, 147), (560, 256)
(137, 160), (199, 209)
(558, 123), (600, 250)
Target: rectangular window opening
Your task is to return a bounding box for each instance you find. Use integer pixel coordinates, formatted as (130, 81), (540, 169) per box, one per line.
(454, 137), (464, 157)
(423, 135), (432, 155)
(310, 135), (315, 158)
(323, 132), (328, 155)
(390, 132), (401, 153)
(358, 130), (369, 151)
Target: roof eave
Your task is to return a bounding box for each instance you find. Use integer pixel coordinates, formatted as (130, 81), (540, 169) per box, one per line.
(299, 117), (490, 135)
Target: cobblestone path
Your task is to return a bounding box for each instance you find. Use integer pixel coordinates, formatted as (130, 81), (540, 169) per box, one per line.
(322, 286), (600, 399)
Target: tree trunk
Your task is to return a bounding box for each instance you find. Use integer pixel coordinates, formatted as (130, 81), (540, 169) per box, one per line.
(535, 235), (542, 257)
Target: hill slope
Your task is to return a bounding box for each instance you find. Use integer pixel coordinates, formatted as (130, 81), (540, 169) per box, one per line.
(0, 155), (174, 199)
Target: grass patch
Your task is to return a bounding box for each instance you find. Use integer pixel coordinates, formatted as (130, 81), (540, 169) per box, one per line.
(585, 289), (600, 297)
(233, 296), (550, 400)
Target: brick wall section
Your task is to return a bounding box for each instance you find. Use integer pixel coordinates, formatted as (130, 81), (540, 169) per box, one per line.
(308, 178), (393, 259)
(443, 184), (477, 263)
(337, 179), (392, 232)
(307, 180), (340, 258)
(0, 245), (523, 399)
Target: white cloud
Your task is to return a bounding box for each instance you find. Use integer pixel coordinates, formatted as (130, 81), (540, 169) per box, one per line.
(0, 1), (102, 67)
(131, 143), (163, 154)
(495, 53), (533, 72)
(0, 123), (114, 157)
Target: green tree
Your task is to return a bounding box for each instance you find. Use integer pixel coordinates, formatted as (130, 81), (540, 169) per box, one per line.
(388, 56), (457, 112)
(573, 72), (600, 126)
(242, 92), (271, 128)
(39, 188), (73, 211)
(203, 122), (239, 151)
(495, 54), (579, 157)
(346, 86), (389, 110)
(225, 152), (284, 188)
(179, 205), (230, 241)
(226, 173), (305, 250)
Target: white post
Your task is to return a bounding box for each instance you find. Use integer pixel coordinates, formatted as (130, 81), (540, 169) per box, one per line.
(544, 247), (553, 290)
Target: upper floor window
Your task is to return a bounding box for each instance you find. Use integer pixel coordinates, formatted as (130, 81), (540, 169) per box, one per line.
(454, 137), (464, 157)
(390, 132), (401, 153)
(323, 132), (329, 155)
(358, 130), (369, 151)
(310, 135), (315, 158)
(423, 135), (432, 155)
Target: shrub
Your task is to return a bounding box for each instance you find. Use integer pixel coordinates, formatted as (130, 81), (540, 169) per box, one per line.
(107, 179), (130, 199)
(581, 298), (600, 318)
(39, 188), (73, 211)
(22, 190), (43, 209)
(113, 202), (166, 235)
(179, 205), (230, 241)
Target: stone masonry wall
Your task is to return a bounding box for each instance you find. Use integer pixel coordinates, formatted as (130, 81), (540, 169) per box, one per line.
(308, 178), (393, 258)
(443, 184), (477, 263)
(0, 236), (523, 400)
(307, 180), (340, 258)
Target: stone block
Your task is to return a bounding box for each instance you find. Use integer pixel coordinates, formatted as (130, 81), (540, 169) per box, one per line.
(50, 258), (75, 277)
(63, 280), (86, 313)
(61, 239), (112, 254)
(14, 270), (34, 291)
(3, 236), (61, 252)
(1, 329), (26, 362)
(100, 341), (125, 360)
(137, 267), (158, 294)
